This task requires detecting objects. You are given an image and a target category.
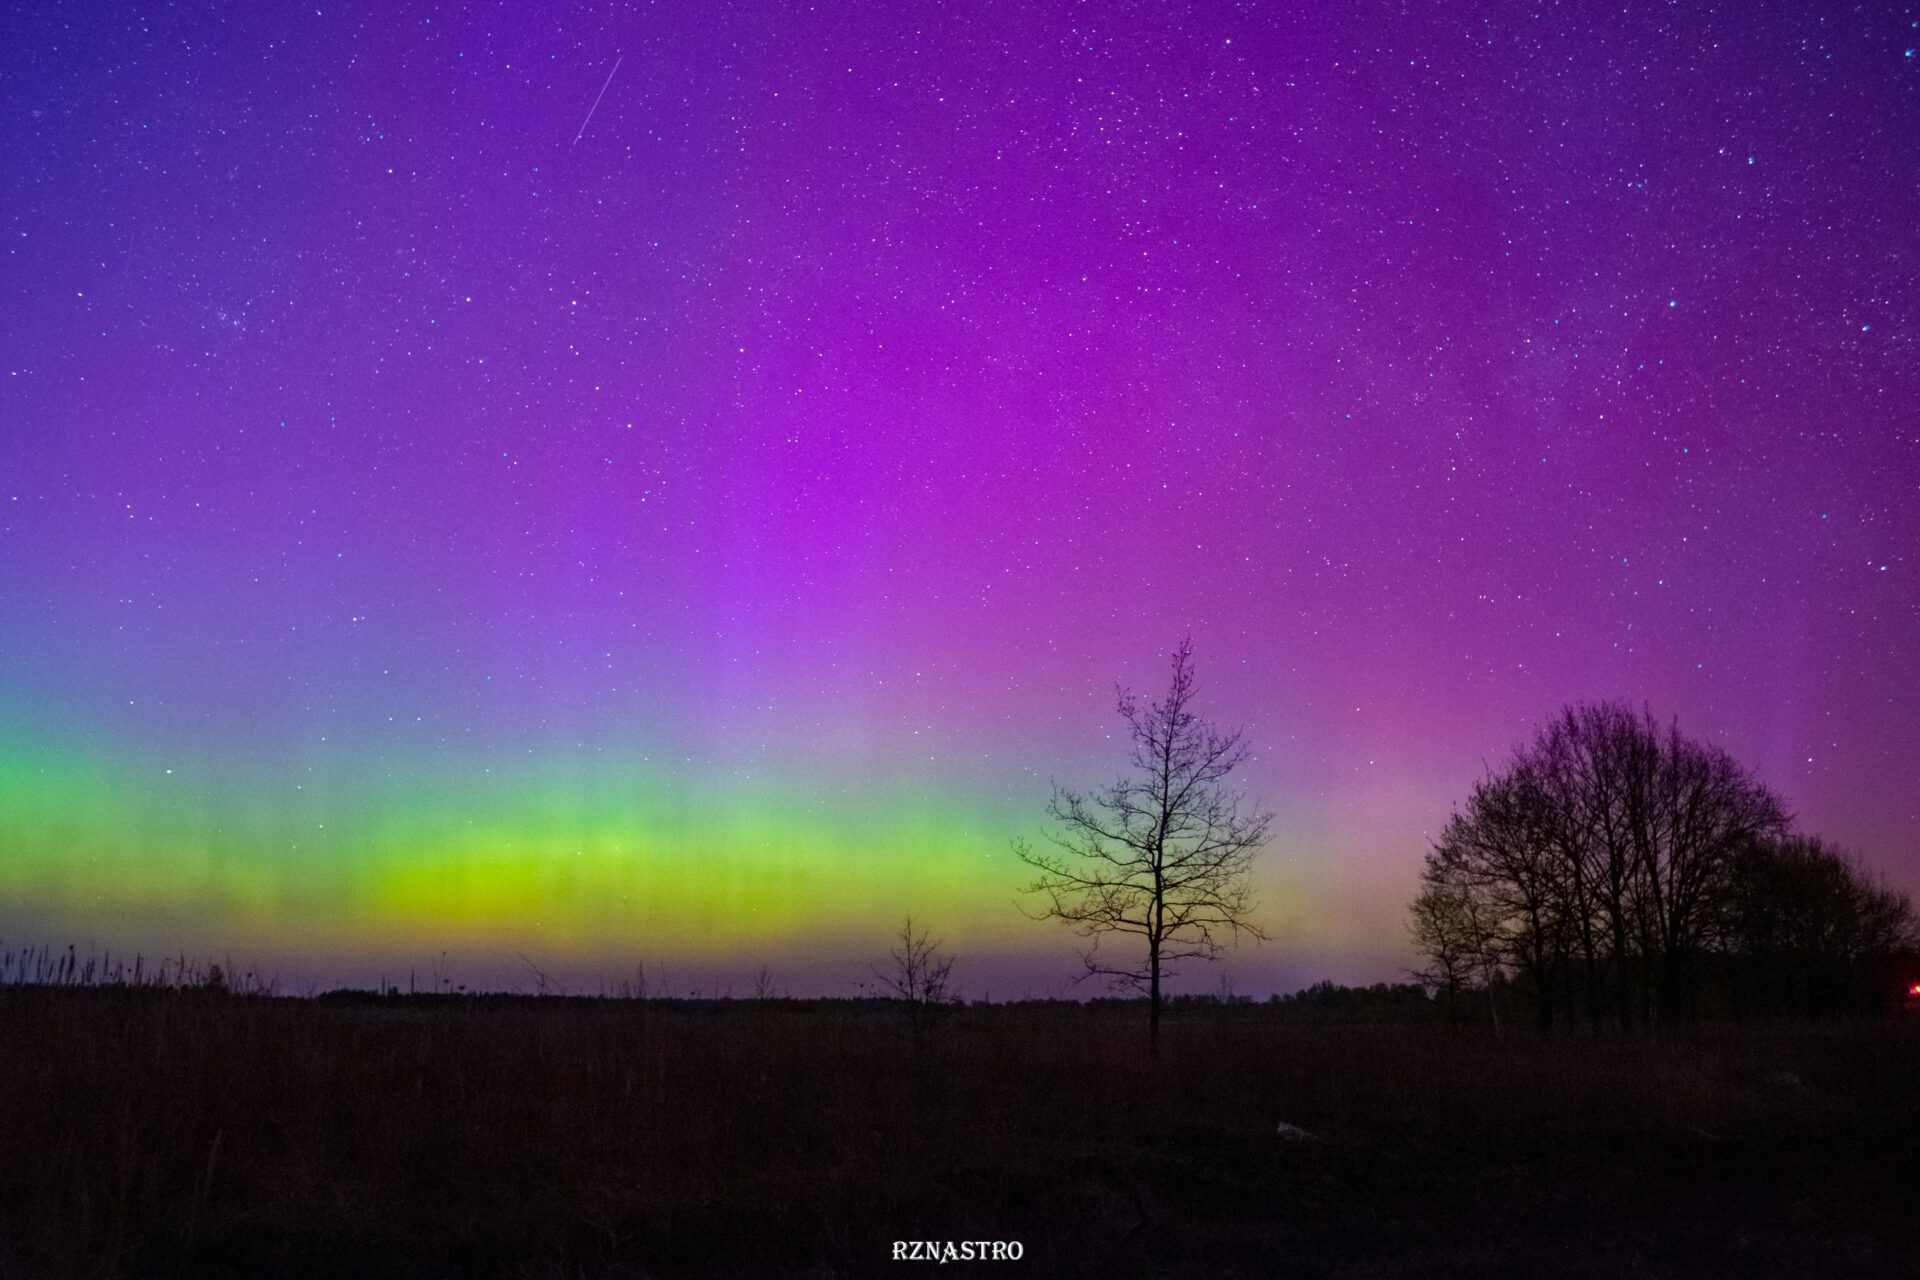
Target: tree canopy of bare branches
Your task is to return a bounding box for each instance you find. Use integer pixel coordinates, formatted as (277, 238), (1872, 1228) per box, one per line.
(1015, 639), (1273, 1048)
(871, 917), (956, 1049)
(1411, 701), (1913, 1029)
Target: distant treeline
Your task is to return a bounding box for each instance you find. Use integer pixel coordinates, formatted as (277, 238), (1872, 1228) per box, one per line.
(285, 979), (1448, 1031)
(0, 952), (1448, 1026)
(1413, 702), (1917, 1030)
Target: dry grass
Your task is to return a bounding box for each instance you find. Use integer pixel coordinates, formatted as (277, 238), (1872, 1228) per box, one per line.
(1, 984), (1917, 1277)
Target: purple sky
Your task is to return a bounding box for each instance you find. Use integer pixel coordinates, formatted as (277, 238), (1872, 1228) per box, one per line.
(1, 1), (1915, 995)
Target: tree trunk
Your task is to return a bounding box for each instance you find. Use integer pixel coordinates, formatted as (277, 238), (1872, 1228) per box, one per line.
(1148, 938), (1162, 1053)
(1531, 949), (1554, 1033)
(1580, 925), (1604, 1030)
(1609, 910), (1633, 1031)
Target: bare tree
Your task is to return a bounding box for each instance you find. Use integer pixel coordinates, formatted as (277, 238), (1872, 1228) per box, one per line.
(1015, 638), (1273, 1050)
(1629, 714), (1789, 1019)
(1411, 838), (1506, 1031)
(1409, 875), (1480, 1021)
(871, 916), (956, 1048)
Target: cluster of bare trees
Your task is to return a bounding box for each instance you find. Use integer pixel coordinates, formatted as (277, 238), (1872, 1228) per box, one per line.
(1413, 703), (1914, 1029)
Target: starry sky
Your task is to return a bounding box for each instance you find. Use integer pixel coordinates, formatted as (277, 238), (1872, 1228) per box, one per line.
(1, 1), (1915, 996)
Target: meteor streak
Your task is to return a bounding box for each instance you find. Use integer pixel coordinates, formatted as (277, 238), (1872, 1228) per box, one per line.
(573, 55), (621, 144)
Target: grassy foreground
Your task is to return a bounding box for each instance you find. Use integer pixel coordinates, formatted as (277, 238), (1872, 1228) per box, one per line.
(2, 989), (1917, 1277)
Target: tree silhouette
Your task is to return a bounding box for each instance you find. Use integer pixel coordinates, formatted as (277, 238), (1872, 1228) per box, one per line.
(1015, 638), (1273, 1050)
(1422, 765), (1565, 1030)
(1410, 864), (1501, 1029)
(871, 916), (956, 1050)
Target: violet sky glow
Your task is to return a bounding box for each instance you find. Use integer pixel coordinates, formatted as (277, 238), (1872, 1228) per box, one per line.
(1, 1), (1915, 995)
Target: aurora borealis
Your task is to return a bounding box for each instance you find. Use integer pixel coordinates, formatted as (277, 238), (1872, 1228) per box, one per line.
(2, 2), (1915, 995)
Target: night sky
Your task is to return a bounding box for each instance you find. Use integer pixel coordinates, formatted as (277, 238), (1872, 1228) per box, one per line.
(2, 1), (1915, 995)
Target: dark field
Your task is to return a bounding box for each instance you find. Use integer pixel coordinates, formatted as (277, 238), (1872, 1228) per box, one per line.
(3, 990), (1918, 1278)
